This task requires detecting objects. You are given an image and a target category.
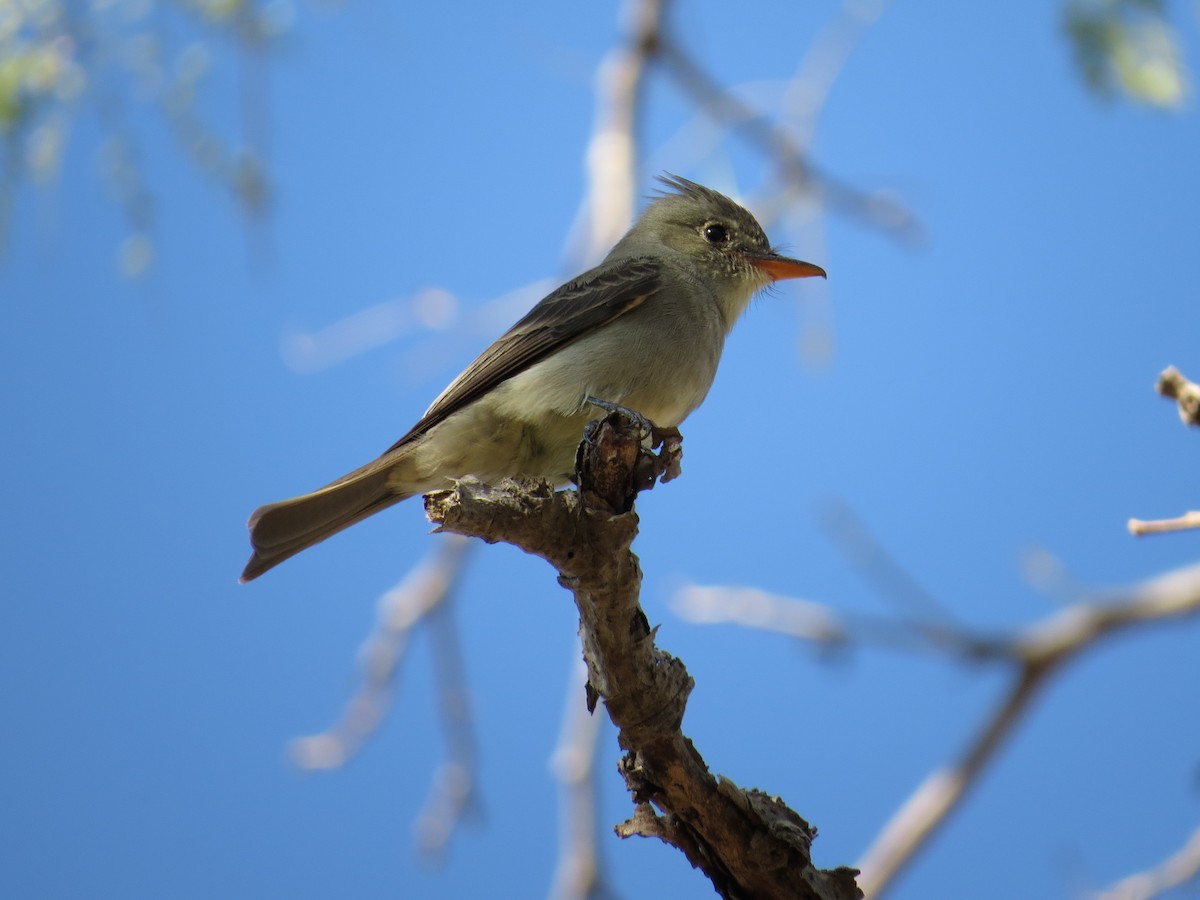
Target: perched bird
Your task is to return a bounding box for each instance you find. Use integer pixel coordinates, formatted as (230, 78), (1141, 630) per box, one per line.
(241, 175), (825, 581)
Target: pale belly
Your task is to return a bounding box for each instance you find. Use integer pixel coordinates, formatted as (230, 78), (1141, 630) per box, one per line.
(391, 297), (727, 492)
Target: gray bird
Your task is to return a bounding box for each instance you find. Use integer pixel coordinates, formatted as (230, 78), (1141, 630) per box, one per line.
(241, 176), (825, 581)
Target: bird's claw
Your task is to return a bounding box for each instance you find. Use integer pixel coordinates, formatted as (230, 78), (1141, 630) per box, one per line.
(652, 426), (684, 483)
(577, 397), (684, 489)
(584, 397), (653, 439)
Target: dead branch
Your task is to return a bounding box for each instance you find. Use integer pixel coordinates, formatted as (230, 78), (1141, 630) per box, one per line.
(1156, 365), (1200, 427)
(425, 411), (862, 900)
(1129, 367), (1200, 536)
(1128, 510), (1200, 536)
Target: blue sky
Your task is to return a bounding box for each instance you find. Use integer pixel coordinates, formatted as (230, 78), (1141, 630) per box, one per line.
(3, 2), (1199, 898)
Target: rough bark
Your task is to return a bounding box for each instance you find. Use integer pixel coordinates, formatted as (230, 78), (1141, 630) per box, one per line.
(425, 412), (861, 900)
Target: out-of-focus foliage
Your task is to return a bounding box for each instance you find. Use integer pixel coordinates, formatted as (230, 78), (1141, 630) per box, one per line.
(0, 0), (1191, 279)
(0, 0), (292, 274)
(1065, 0), (1191, 108)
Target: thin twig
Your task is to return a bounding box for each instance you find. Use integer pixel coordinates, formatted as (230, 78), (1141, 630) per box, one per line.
(1093, 825), (1200, 900)
(820, 498), (959, 627)
(1156, 365), (1200, 427)
(782, 0), (894, 153)
(1129, 366), (1198, 536)
(653, 32), (919, 242)
(1128, 511), (1200, 536)
(670, 584), (1009, 660)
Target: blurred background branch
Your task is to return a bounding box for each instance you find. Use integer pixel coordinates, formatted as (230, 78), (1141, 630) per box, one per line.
(289, 535), (482, 858)
(675, 555), (1200, 898)
(1093, 824), (1200, 900)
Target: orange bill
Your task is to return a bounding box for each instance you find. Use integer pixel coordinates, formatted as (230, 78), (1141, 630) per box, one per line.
(747, 252), (827, 281)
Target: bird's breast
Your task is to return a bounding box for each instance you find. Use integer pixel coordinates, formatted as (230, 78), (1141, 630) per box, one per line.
(509, 295), (727, 427)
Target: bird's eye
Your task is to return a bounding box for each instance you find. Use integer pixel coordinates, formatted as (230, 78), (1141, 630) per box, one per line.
(703, 223), (729, 245)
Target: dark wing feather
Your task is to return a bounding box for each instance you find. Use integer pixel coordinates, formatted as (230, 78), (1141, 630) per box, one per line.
(383, 257), (663, 452)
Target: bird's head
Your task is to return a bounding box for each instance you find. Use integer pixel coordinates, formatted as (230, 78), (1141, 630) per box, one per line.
(610, 175), (826, 322)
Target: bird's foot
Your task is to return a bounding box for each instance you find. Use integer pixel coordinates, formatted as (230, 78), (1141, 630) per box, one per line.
(584, 397), (653, 439)
(651, 425), (683, 484)
(576, 398), (685, 502)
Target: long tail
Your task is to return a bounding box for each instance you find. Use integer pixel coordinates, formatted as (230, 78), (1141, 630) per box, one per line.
(240, 463), (409, 582)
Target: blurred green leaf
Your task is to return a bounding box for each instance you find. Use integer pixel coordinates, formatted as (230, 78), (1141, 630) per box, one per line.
(0, 0), (292, 273)
(1065, 0), (1190, 108)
